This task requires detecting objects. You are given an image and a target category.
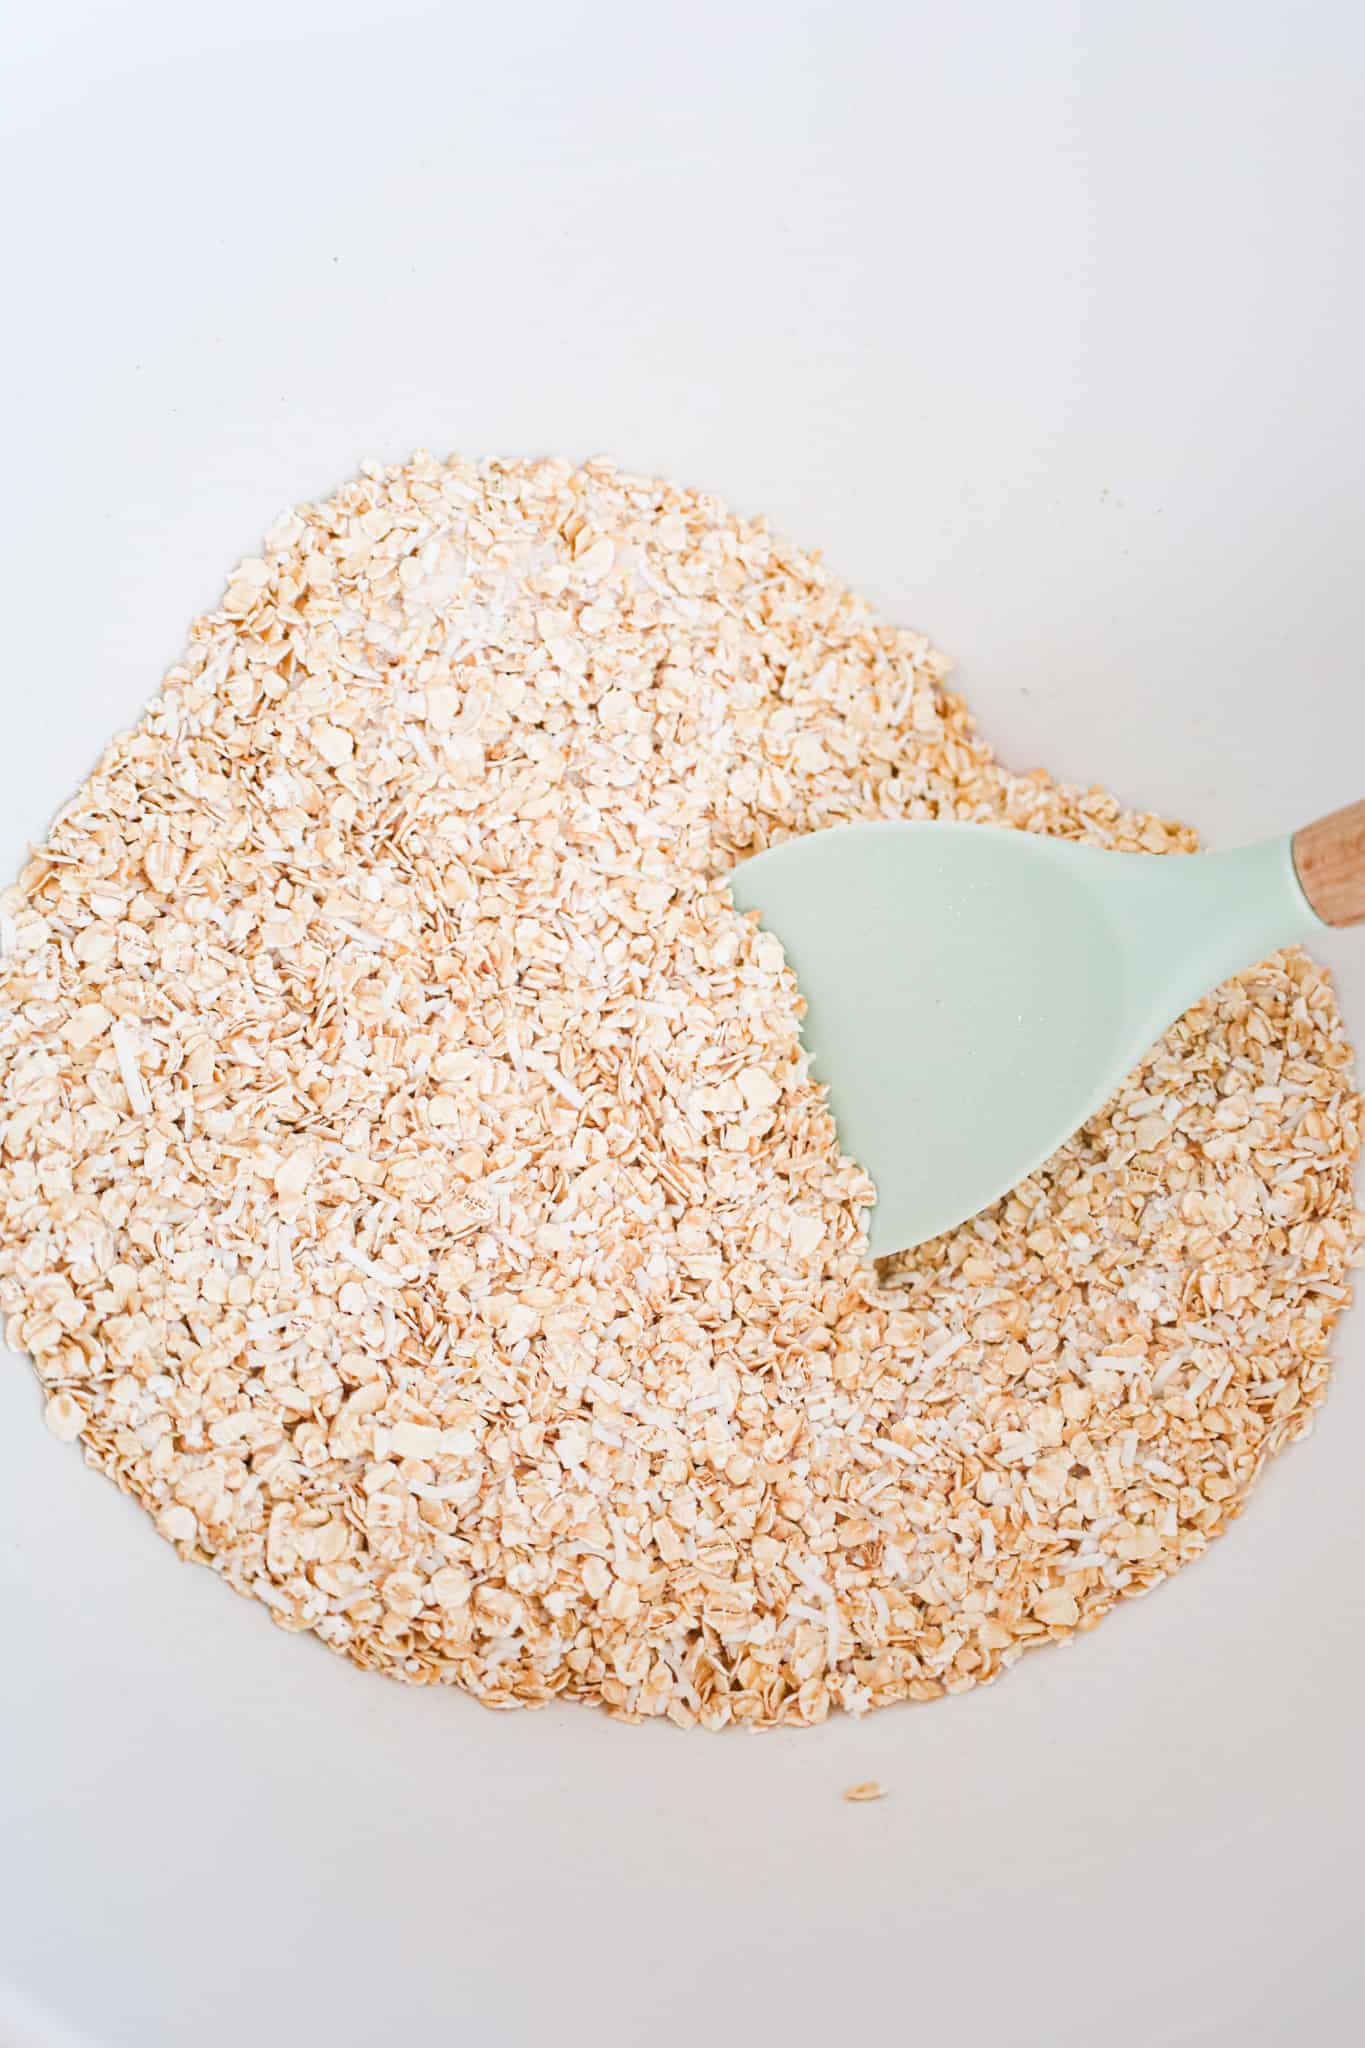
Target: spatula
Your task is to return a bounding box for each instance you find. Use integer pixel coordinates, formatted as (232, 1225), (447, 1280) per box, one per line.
(729, 800), (1365, 1258)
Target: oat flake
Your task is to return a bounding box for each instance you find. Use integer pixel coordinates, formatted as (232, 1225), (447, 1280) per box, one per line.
(1, 453), (1360, 1729)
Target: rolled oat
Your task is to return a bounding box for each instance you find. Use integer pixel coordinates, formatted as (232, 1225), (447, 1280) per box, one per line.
(1, 453), (1360, 1728)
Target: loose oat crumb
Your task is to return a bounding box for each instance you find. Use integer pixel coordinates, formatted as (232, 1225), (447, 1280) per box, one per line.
(1, 452), (1359, 1731)
(843, 1781), (887, 1802)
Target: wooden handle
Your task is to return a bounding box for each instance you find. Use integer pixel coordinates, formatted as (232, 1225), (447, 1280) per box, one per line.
(1292, 800), (1365, 927)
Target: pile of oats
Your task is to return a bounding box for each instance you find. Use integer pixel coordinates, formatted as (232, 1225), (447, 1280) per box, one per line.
(1, 454), (1360, 1728)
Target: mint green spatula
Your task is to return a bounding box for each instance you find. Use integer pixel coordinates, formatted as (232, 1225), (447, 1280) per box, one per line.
(729, 801), (1365, 1258)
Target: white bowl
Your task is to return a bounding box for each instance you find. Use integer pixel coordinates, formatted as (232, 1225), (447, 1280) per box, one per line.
(4, 6), (1363, 2044)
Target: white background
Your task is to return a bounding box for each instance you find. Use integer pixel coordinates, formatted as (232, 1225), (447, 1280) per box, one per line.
(2, 3), (1363, 2043)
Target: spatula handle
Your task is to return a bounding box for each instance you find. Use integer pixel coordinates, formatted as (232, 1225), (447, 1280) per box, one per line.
(1293, 800), (1365, 927)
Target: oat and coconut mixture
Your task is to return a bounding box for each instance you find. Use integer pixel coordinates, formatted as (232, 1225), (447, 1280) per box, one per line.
(1, 453), (1360, 1728)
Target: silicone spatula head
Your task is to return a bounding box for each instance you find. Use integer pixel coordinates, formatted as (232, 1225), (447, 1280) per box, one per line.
(729, 809), (1365, 1258)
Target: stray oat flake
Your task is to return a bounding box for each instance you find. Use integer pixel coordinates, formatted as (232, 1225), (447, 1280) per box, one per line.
(1, 453), (1360, 1729)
